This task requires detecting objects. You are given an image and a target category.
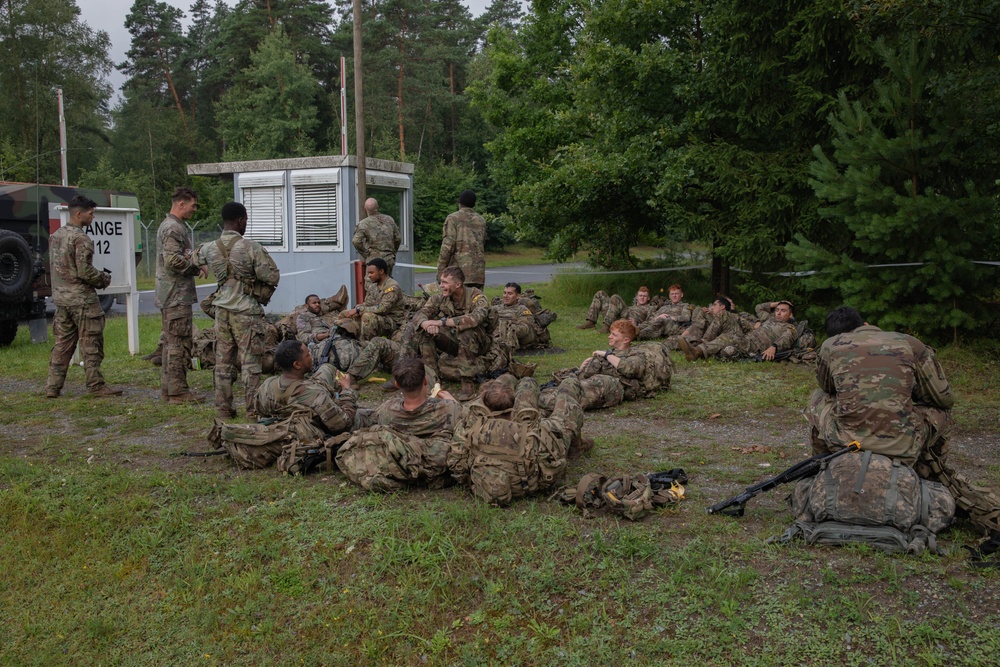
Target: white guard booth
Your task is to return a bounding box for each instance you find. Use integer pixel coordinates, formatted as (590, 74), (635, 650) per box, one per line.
(57, 206), (141, 355)
(187, 156), (415, 314)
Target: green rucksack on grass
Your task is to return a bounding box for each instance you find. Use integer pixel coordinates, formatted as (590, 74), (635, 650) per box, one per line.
(774, 450), (955, 555)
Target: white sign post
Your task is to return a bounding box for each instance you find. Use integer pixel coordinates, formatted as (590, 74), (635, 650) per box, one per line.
(58, 206), (141, 355)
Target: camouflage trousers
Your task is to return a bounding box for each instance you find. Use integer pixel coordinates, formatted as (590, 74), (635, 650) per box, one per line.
(701, 334), (743, 359)
(539, 372), (623, 414)
(586, 291), (628, 325)
(46, 305), (107, 393)
(346, 336), (438, 386)
(807, 389), (1000, 535)
(336, 311), (397, 342)
(215, 309), (268, 414)
(408, 325), (491, 381)
(160, 304), (193, 397)
(517, 375), (584, 459)
(495, 320), (536, 351)
(638, 317), (688, 340)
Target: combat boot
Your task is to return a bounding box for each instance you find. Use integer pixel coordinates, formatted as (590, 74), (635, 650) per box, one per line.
(329, 284), (350, 310)
(347, 373), (361, 390)
(151, 355), (163, 366)
(167, 391), (206, 405)
(381, 379), (398, 393)
(598, 324), (610, 334)
(677, 337), (700, 362)
(90, 385), (124, 397)
(509, 359), (537, 379)
(575, 320), (596, 330)
(456, 380), (478, 401)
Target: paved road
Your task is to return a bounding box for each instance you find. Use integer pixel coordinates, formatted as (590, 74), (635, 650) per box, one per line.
(414, 262), (583, 288)
(109, 263), (581, 316)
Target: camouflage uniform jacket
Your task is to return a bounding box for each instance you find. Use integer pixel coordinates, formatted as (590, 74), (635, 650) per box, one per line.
(212, 235), (280, 316)
(49, 225), (110, 308)
(495, 302), (535, 339)
(254, 374), (359, 436)
(743, 318), (797, 354)
(652, 301), (698, 325)
(295, 310), (331, 344)
(816, 325), (954, 460)
(193, 230), (241, 286)
(413, 287), (490, 332)
(357, 277), (405, 327)
(623, 302), (656, 324)
(155, 213), (199, 308)
(352, 213), (401, 265)
(437, 206), (486, 285)
(372, 395), (463, 439)
(579, 347), (650, 400)
(703, 310), (743, 343)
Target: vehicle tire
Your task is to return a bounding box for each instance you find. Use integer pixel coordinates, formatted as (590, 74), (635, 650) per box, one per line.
(0, 319), (17, 347)
(0, 229), (34, 302)
(99, 294), (115, 314)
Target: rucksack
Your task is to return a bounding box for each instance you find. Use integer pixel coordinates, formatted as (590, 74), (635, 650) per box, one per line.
(462, 412), (555, 506)
(635, 343), (674, 394)
(335, 425), (452, 492)
(207, 410), (315, 470)
(777, 450), (955, 554)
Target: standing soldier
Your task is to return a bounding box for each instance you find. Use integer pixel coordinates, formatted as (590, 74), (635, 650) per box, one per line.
(44, 195), (122, 398)
(437, 189), (486, 289)
(156, 186), (205, 404)
(353, 197), (401, 298)
(207, 202), (280, 419)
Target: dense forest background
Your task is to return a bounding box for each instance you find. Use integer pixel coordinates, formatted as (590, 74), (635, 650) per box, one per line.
(1, 0), (998, 339)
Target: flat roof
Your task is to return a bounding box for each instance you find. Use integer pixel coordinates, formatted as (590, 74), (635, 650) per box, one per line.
(187, 155), (414, 176)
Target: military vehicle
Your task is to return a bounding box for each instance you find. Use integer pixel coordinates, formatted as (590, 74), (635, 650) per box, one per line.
(0, 182), (141, 346)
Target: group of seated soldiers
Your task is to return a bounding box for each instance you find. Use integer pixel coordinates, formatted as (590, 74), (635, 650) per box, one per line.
(579, 284), (814, 363)
(206, 273), (817, 506)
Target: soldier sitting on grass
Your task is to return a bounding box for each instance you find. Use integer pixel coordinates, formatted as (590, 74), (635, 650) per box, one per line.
(577, 286), (656, 332)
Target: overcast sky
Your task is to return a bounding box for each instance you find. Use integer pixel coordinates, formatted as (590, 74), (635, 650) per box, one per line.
(76, 0), (494, 100)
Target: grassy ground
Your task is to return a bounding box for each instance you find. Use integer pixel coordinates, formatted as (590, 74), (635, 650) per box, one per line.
(2, 288), (999, 665)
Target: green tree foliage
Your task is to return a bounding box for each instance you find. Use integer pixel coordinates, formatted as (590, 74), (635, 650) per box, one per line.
(787, 38), (998, 341)
(0, 0), (113, 183)
(216, 29), (322, 160)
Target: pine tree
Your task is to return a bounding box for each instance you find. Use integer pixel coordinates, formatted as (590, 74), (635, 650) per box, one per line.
(787, 41), (995, 341)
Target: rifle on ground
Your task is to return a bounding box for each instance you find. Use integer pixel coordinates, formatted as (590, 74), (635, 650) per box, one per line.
(740, 349), (796, 362)
(707, 442), (860, 517)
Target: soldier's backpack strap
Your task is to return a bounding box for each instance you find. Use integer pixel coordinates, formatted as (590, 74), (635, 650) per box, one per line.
(575, 473), (607, 512)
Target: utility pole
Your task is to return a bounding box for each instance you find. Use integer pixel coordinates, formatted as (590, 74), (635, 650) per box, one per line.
(57, 88), (68, 186)
(353, 0), (366, 207)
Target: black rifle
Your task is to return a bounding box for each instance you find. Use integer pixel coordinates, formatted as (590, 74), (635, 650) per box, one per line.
(417, 283), (431, 299)
(707, 442), (860, 517)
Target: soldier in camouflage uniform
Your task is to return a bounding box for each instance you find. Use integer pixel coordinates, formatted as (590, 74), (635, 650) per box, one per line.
(253, 340), (358, 440)
(353, 198), (401, 276)
(684, 300), (797, 361)
(276, 286), (349, 341)
(805, 306), (1000, 536)
(336, 357), (462, 492)
(156, 186), (205, 403)
(638, 284), (703, 340)
(678, 298), (744, 360)
(295, 294), (333, 358)
(450, 373), (584, 505)
(436, 189), (486, 289)
(409, 266), (491, 400)
(542, 319), (673, 412)
(208, 202), (280, 419)
(494, 282), (538, 351)
(336, 258), (405, 342)
(44, 196), (123, 398)
(577, 286), (656, 332)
